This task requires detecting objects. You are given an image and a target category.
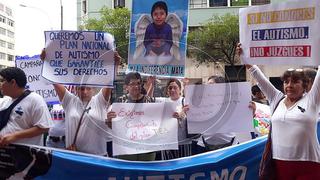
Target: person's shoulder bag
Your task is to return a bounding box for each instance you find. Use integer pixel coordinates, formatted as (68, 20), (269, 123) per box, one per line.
(259, 96), (284, 180)
(0, 90), (31, 131)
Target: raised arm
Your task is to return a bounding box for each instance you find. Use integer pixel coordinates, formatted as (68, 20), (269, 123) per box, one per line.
(307, 66), (320, 107)
(40, 48), (66, 101)
(53, 84), (66, 102)
(101, 51), (121, 101)
(237, 44), (283, 105)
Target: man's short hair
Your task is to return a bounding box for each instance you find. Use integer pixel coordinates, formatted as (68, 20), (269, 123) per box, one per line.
(251, 85), (261, 95)
(151, 1), (168, 16)
(124, 72), (142, 85)
(0, 67), (27, 88)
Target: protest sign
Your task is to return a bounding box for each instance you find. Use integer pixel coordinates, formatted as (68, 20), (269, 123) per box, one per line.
(185, 82), (253, 135)
(127, 0), (188, 77)
(111, 102), (178, 156)
(16, 55), (59, 104)
(253, 102), (271, 135)
(239, 0), (320, 65)
(42, 31), (115, 87)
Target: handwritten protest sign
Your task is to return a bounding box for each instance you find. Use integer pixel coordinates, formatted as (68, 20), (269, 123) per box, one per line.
(42, 31), (115, 86)
(127, 0), (189, 77)
(16, 55), (59, 104)
(111, 103), (178, 156)
(239, 0), (320, 65)
(185, 82), (253, 135)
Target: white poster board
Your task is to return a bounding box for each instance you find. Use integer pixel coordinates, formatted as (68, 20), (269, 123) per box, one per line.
(111, 103), (178, 156)
(239, 0), (320, 65)
(42, 31), (115, 87)
(185, 82), (253, 135)
(15, 55), (59, 104)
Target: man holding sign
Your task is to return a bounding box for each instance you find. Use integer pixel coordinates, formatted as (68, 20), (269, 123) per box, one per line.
(107, 72), (159, 161)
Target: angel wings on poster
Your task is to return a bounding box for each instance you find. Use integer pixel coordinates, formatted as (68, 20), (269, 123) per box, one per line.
(129, 0), (188, 70)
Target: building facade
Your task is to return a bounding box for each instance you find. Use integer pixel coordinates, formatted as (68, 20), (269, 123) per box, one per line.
(0, 1), (15, 68)
(76, 0), (296, 84)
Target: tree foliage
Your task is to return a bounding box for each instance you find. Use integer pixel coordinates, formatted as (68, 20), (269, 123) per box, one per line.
(188, 14), (239, 66)
(80, 7), (130, 64)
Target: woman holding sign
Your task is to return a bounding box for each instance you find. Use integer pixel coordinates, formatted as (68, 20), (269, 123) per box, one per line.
(238, 44), (320, 179)
(41, 50), (120, 156)
(147, 78), (190, 160)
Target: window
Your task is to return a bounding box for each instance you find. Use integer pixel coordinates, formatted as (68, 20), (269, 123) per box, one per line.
(0, 15), (5, 23)
(209, 0), (227, 7)
(7, 30), (14, 38)
(114, 0), (125, 8)
(0, 40), (5, 47)
(0, 53), (5, 60)
(5, 7), (12, 16)
(82, 0), (87, 14)
(190, 0), (207, 8)
(0, 27), (5, 35)
(231, 0), (249, 6)
(7, 19), (14, 27)
(0, 3), (3, 12)
(7, 54), (13, 61)
(7, 43), (14, 50)
(252, 0), (270, 5)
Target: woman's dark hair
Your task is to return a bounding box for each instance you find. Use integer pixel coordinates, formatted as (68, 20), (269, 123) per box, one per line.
(0, 67), (27, 88)
(304, 68), (317, 82)
(124, 72), (142, 85)
(151, 1), (168, 16)
(281, 69), (308, 89)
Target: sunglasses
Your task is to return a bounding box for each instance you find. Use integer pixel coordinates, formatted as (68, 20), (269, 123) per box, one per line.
(287, 68), (303, 72)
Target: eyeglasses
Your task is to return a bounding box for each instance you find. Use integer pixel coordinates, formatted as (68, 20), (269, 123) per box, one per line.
(168, 86), (179, 90)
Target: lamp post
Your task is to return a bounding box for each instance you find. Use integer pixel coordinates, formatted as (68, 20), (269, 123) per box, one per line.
(19, 4), (53, 30)
(60, 0), (63, 30)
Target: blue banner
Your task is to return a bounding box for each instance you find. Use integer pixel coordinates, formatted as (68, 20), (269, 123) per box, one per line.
(46, 138), (265, 179)
(0, 137), (267, 179)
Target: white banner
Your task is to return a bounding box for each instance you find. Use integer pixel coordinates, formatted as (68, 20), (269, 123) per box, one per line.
(185, 82), (253, 135)
(42, 31), (115, 87)
(111, 103), (178, 156)
(15, 55), (59, 104)
(239, 0), (320, 65)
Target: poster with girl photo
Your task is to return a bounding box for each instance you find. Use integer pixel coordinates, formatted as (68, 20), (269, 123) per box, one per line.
(128, 0), (188, 77)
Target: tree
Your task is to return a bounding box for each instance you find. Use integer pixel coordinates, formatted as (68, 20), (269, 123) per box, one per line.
(80, 7), (130, 65)
(188, 14), (239, 66)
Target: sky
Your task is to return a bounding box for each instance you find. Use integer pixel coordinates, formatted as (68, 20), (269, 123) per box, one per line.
(4, 0), (77, 56)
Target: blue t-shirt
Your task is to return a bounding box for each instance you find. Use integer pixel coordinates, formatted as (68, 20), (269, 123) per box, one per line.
(144, 22), (173, 56)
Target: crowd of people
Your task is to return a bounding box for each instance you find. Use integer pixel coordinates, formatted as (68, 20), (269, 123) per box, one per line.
(0, 45), (320, 179)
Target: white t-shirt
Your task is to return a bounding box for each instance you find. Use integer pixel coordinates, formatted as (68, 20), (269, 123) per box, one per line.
(62, 89), (111, 155)
(48, 104), (65, 137)
(0, 96), (11, 108)
(0, 92), (52, 146)
(250, 65), (320, 162)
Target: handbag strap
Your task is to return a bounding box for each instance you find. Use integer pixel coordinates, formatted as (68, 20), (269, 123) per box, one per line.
(71, 102), (91, 146)
(0, 90), (31, 131)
